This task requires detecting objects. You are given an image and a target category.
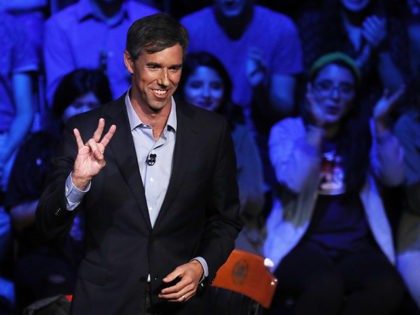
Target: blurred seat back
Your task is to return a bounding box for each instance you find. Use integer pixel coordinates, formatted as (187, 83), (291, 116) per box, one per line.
(212, 249), (278, 309)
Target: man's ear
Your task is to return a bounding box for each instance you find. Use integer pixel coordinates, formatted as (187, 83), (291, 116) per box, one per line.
(124, 51), (134, 74)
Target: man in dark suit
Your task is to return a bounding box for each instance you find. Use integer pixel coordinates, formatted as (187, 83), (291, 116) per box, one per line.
(36, 13), (242, 315)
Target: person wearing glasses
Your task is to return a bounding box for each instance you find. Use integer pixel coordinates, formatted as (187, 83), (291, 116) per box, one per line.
(264, 52), (406, 315)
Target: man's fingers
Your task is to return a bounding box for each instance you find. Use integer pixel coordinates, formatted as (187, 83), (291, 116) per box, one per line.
(93, 118), (105, 142)
(100, 125), (117, 148)
(72, 119), (115, 166)
(86, 138), (101, 155)
(73, 128), (85, 150)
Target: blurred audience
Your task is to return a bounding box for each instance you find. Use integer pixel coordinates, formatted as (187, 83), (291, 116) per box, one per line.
(0, 0), (48, 58)
(177, 52), (266, 255)
(264, 52), (406, 315)
(181, 0), (303, 127)
(43, 0), (158, 105)
(404, 0), (420, 75)
(0, 13), (38, 313)
(1, 1), (420, 314)
(4, 68), (112, 313)
(395, 73), (420, 310)
(181, 0), (303, 214)
(296, 0), (410, 114)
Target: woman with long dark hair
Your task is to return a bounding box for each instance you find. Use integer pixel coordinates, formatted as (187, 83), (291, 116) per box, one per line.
(177, 51), (266, 255)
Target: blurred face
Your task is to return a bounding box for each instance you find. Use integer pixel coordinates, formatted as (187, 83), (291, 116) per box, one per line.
(214, 0), (249, 17)
(62, 92), (100, 122)
(183, 66), (224, 111)
(124, 44), (183, 113)
(310, 64), (356, 125)
(340, 0), (370, 12)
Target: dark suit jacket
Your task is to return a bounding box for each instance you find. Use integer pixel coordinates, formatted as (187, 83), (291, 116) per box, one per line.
(36, 96), (242, 315)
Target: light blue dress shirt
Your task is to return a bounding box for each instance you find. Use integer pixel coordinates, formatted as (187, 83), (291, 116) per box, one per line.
(125, 92), (176, 227)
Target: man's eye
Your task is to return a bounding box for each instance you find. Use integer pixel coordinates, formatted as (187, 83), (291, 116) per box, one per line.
(169, 66), (182, 72)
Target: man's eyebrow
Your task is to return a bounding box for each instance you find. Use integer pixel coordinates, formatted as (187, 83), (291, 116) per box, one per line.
(145, 62), (183, 69)
(146, 62), (162, 67)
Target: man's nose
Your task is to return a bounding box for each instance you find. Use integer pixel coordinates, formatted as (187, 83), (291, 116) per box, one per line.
(158, 69), (170, 86)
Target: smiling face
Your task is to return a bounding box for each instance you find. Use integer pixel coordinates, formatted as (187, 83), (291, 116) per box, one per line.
(214, 0), (250, 18)
(124, 44), (183, 113)
(310, 63), (356, 125)
(183, 66), (225, 111)
(340, 0), (370, 12)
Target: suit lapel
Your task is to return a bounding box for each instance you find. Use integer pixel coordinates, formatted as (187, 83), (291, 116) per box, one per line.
(155, 103), (198, 226)
(104, 97), (153, 230)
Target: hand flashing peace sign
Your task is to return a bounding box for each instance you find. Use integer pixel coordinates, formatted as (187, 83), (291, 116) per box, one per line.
(71, 118), (116, 190)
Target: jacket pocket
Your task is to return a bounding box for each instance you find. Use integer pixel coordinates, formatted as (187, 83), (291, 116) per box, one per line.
(78, 260), (110, 286)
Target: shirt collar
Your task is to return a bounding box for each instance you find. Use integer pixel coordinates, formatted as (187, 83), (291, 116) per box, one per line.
(76, 0), (128, 26)
(124, 90), (177, 133)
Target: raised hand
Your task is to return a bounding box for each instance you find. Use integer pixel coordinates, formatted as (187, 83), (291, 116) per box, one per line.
(362, 15), (387, 49)
(373, 86), (405, 134)
(373, 86), (405, 120)
(305, 84), (326, 146)
(246, 47), (267, 87)
(306, 84), (325, 128)
(72, 118), (116, 190)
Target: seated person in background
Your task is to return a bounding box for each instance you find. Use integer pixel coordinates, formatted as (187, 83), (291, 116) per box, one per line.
(181, 0), (303, 217)
(264, 52), (406, 315)
(180, 0), (303, 126)
(0, 0), (48, 58)
(395, 72), (420, 310)
(4, 68), (112, 313)
(0, 12), (38, 313)
(43, 0), (158, 105)
(176, 52), (265, 255)
(296, 0), (409, 109)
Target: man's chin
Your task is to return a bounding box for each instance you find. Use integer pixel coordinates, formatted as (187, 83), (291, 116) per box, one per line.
(148, 99), (171, 113)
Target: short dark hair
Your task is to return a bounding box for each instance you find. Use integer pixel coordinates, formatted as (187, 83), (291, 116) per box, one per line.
(126, 13), (189, 60)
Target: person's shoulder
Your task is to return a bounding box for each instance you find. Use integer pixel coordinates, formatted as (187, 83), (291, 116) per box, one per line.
(254, 5), (297, 29)
(127, 0), (160, 17)
(177, 101), (228, 127)
(180, 6), (212, 25)
(0, 12), (21, 38)
(0, 11), (15, 24)
(271, 116), (303, 132)
(45, 1), (80, 27)
(395, 110), (419, 135)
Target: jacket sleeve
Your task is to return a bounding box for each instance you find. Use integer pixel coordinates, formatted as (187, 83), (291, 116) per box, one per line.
(197, 118), (242, 282)
(35, 121), (80, 240)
